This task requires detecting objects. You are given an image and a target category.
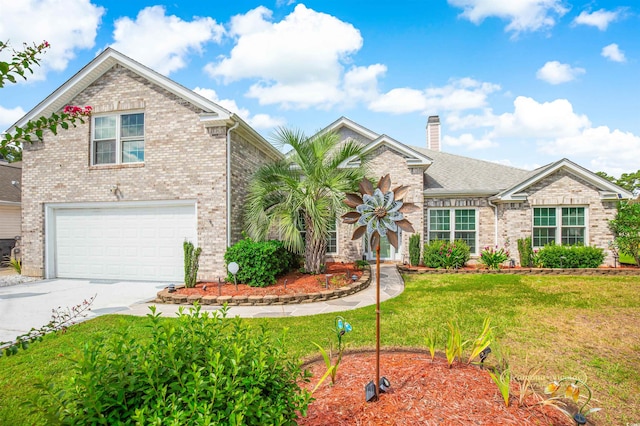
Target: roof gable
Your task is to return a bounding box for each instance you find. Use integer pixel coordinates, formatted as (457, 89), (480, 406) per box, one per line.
(7, 48), (232, 133)
(360, 135), (433, 168)
(317, 116), (379, 143)
(495, 158), (634, 201)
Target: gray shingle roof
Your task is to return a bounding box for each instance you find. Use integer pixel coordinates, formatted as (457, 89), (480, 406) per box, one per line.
(0, 161), (21, 203)
(411, 147), (536, 195)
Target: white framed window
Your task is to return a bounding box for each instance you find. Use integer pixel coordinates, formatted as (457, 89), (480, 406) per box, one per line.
(92, 112), (144, 165)
(298, 216), (338, 254)
(533, 206), (587, 247)
(428, 208), (477, 254)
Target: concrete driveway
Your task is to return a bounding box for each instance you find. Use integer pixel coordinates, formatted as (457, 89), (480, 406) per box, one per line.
(0, 279), (167, 343)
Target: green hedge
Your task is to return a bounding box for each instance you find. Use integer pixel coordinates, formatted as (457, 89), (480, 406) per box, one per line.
(535, 244), (605, 268)
(409, 234), (421, 266)
(423, 240), (470, 269)
(224, 238), (299, 287)
(37, 306), (312, 425)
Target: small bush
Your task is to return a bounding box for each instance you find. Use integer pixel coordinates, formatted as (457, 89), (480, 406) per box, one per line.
(409, 234), (421, 266)
(224, 238), (298, 287)
(38, 305), (312, 425)
(423, 240), (470, 269)
(183, 240), (202, 288)
(517, 237), (533, 267)
(354, 259), (369, 270)
(535, 244), (605, 268)
(479, 246), (510, 270)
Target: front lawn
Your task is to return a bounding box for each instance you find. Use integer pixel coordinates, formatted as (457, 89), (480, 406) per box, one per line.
(1, 273), (638, 425)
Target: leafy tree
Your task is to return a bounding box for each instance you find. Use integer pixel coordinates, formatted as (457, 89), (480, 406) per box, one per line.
(609, 200), (640, 266)
(597, 169), (640, 197)
(0, 40), (91, 161)
(244, 127), (368, 274)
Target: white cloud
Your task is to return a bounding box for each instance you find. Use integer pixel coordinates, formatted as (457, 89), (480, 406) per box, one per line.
(369, 78), (500, 114)
(443, 133), (497, 150)
(193, 87), (284, 130)
(446, 109), (499, 130)
(425, 78), (501, 111)
(0, 0), (104, 80)
(536, 61), (585, 84)
(490, 96), (590, 139)
(539, 126), (640, 175)
(601, 43), (626, 63)
(110, 6), (224, 76)
(205, 4), (365, 109)
(369, 88), (428, 114)
(0, 105), (26, 128)
(343, 64), (387, 104)
(448, 0), (568, 34)
(448, 95), (640, 175)
(573, 9), (621, 30)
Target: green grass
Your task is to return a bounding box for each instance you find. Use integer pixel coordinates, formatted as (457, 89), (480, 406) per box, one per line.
(620, 251), (637, 265)
(1, 274), (639, 424)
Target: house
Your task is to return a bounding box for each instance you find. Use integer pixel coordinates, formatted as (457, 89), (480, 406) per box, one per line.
(321, 116), (634, 265)
(9, 49), (632, 282)
(0, 161), (21, 262)
(10, 48), (281, 281)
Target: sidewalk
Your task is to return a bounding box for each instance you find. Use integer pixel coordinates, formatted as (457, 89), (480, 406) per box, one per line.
(121, 264), (405, 318)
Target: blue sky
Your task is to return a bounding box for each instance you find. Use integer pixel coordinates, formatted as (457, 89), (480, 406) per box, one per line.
(1, 0), (638, 176)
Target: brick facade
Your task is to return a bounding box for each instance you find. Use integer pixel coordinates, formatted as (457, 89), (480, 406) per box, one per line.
(21, 65), (274, 280)
(498, 169), (618, 265)
(328, 143), (425, 263)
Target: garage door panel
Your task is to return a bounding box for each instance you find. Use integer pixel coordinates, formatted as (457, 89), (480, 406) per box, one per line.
(53, 203), (196, 281)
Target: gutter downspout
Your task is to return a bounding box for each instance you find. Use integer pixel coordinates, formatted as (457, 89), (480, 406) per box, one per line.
(226, 120), (240, 248)
(487, 199), (498, 247)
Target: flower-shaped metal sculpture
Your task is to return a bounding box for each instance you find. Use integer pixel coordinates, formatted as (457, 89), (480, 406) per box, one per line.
(341, 174), (419, 249)
(341, 174), (418, 402)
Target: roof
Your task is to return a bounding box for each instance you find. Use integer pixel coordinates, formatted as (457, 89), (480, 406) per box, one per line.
(494, 158), (635, 201)
(4, 48), (282, 161)
(412, 147), (534, 196)
(0, 161), (21, 204)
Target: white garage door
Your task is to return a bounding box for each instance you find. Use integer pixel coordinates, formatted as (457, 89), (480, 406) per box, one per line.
(51, 202), (197, 281)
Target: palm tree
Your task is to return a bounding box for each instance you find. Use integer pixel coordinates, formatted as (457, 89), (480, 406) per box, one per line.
(245, 127), (369, 274)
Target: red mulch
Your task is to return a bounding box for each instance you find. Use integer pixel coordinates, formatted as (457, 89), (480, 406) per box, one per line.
(176, 262), (363, 297)
(298, 350), (573, 426)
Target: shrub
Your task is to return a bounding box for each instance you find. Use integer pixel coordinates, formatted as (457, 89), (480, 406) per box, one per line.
(224, 237), (298, 287)
(423, 240), (470, 269)
(517, 237), (533, 267)
(354, 259), (369, 270)
(38, 305), (312, 425)
(609, 201), (640, 266)
(479, 246), (510, 270)
(183, 240), (202, 288)
(535, 244), (605, 268)
(409, 234), (421, 266)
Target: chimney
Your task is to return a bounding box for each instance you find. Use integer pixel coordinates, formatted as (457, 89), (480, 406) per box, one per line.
(426, 115), (440, 151)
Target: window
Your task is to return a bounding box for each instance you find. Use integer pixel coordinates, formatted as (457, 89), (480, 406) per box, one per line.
(298, 216), (337, 254)
(533, 207), (586, 247)
(428, 209), (477, 253)
(92, 113), (144, 165)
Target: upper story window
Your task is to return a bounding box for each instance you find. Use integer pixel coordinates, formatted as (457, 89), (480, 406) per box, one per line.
(428, 208), (477, 254)
(533, 207), (586, 247)
(92, 113), (144, 165)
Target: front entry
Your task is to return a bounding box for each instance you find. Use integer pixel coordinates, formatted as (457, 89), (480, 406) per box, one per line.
(364, 231), (402, 261)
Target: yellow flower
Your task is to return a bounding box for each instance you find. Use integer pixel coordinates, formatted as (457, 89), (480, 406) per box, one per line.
(566, 383), (580, 402)
(544, 381), (560, 395)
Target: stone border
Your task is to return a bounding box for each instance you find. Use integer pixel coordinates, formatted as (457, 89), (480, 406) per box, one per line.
(397, 265), (640, 276)
(155, 267), (371, 306)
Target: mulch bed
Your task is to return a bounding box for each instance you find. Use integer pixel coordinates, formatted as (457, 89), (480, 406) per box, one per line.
(298, 350), (573, 425)
(176, 262), (363, 297)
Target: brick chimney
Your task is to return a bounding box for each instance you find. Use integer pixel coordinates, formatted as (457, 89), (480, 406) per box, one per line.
(426, 115), (440, 151)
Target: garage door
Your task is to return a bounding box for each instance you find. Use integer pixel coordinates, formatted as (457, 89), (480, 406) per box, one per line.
(52, 203), (197, 281)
